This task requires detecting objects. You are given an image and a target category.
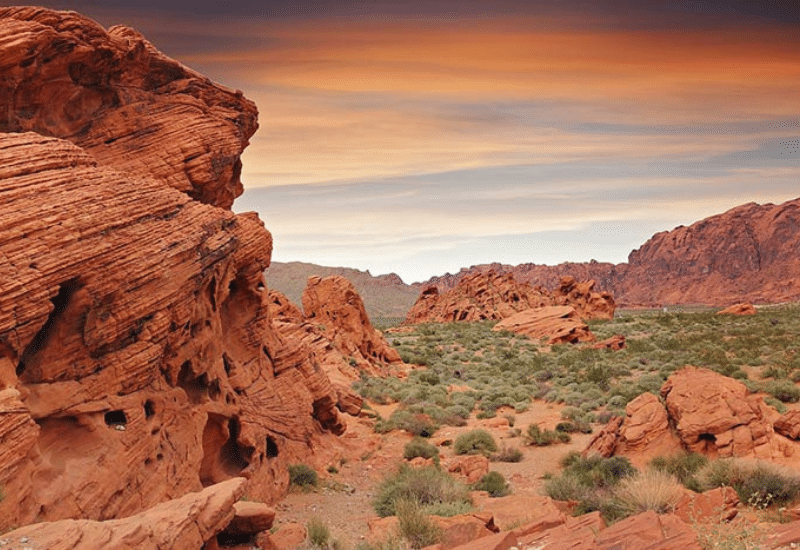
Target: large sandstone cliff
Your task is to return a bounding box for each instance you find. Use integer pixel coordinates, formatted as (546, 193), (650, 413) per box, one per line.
(0, 7), (351, 531)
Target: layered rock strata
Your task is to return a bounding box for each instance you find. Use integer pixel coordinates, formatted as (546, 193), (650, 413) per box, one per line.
(0, 7), (347, 531)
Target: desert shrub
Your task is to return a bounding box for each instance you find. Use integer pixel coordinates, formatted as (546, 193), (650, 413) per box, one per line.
(472, 471), (510, 497)
(699, 458), (800, 507)
(526, 424), (570, 446)
(543, 473), (585, 502)
(387, 410), (439, 437)
(765, 380), (800, 403)
(492, 445), (524, 463)
(453, 429), (498, 456)
(404, 437), (439, 463)
(614, 469), (685, 515)
(373, 464), (472, 517)
(565, 455), (636, 488)
(764, 396), (788, 414)
(307, 517), (330, 548)
(395, 498), (441, 549)
(649, 452), (707, 492)
(289, 464), (318, 488)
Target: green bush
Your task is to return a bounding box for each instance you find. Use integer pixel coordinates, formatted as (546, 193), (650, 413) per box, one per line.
(492, 445), (524, 463)
(453, 429), (498, 456)
(649, 452), (707, 492)
(765, 380), (800, 403)
(395, 498), (441, 549)
(526, 424), (570, 446)
(289, 464), (318, 488)
(473, 471), (510, 497)
(373, 465), (472, 517)
(699, 458), (800, 507)
(404, 437), (439, 463)
(307, 516), (330, 548)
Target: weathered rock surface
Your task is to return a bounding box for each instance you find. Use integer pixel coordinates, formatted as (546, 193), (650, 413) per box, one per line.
(661, 367), (779, 458)
(590, 334), (627, 351)
(674, 486), (739, 524)
(0, 9), (346, 531)
(302, 275), (401, 369)
(587, 367), (790, 461)
(774, 410), (800, 440)
(0, 478), (246, 550)
(493, 306), (595, 345)
(405, 271), (551, 324)
(553, 276), (616, 320)
(717, 303), (757, 315)
(0, 6), (257, 209)
(585, 392), (682, 464)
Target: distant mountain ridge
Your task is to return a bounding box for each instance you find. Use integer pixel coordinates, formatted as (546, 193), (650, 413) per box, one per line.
(268, 197), (800, 317)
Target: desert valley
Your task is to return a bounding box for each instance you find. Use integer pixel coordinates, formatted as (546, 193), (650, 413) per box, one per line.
(2, 5), (800, 550)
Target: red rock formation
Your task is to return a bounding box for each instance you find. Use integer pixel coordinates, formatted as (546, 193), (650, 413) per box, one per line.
(302, 275), (401, 368)
(0, 8), (347, 531)
(718, 303), (757, 315)
(774, 410), (800, 440)
(591, 334), (627, 351)
(0, 478), (248, 550)
(493, 306), (595, 345)
(586, 367), (792, 462)
(553, 276), (616, 320)
(405, 270), (613, 327)
(0, 6), (257, 209)
(405, 271), (551, 324)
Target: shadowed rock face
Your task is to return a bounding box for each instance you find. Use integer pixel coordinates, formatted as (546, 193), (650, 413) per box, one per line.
(0, 8), (344, 531)
(0, 6), (258, 209)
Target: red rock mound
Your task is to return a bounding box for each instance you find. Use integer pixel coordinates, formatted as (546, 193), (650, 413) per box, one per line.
(718, 303), (757, 315)
(405, 271), (614, 326)
(586, 366), (794, 462)
(493, 306), (595, 345)
(405, 271), (551, 324)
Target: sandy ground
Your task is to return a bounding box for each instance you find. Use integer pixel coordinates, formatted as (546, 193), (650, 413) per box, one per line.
(272, 400), (594, 548)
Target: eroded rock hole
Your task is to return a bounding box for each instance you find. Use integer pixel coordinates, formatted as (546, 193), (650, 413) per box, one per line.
(266, 436), (278, 458)
(222, 354), (233, 375)
(178, 361), (209, 404)
(144, 400), (156, 418)
(698, 433), (717, 443)
(104, 410), (127, 426)
(217, 533), (255, 547)
(200, 415), (250, 487)
(17, 277), (81, 378)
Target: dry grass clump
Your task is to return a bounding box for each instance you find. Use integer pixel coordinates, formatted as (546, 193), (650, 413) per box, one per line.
(614, 469), (685, 515)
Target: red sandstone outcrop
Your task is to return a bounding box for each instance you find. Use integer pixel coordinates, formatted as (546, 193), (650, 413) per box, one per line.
(0, 8), (347, 532)
(493, 306), (595, 345)
(553, 276), (616, 320)
(0, 478), (249, 549)
(405, 270), (614, 327)
(0, 6), (257, 209)
(718, 303), (757, 315)
(586, 367), (792, 462)
(774, 410), (800, 440)
(591, 334), (627, 350)
(302, 275), (401, 368)
(405, 271), (551, 324)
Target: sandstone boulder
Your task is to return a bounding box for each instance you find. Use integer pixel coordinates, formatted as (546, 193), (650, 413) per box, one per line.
(493, 305), (595, 345)
(674, 486), (739, 524)
(774, 410), (800, 440)
(661, 366), (778, 458)
(445, 454), (490, 484)
(718, 303), (757, 315)
(591, 334), (627, 351)
(0, 478), (247, 550)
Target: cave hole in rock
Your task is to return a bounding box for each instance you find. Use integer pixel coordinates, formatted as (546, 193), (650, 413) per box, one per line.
(217, 532), (255, 547)
(178, 360), (210, 404)
(200, 414), (250, 486)
(698, 433), (717, 444)
(104, 410), (127, 426)
(266, 436), (279, 458)
(144, 400), (156, 418)
(208, 276), (218, 311)
(222, 353), (232, 375)
(16, 277), (82, 378)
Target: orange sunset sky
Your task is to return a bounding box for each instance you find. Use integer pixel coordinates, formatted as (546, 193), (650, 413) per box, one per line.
(35, 1), (800, 282)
